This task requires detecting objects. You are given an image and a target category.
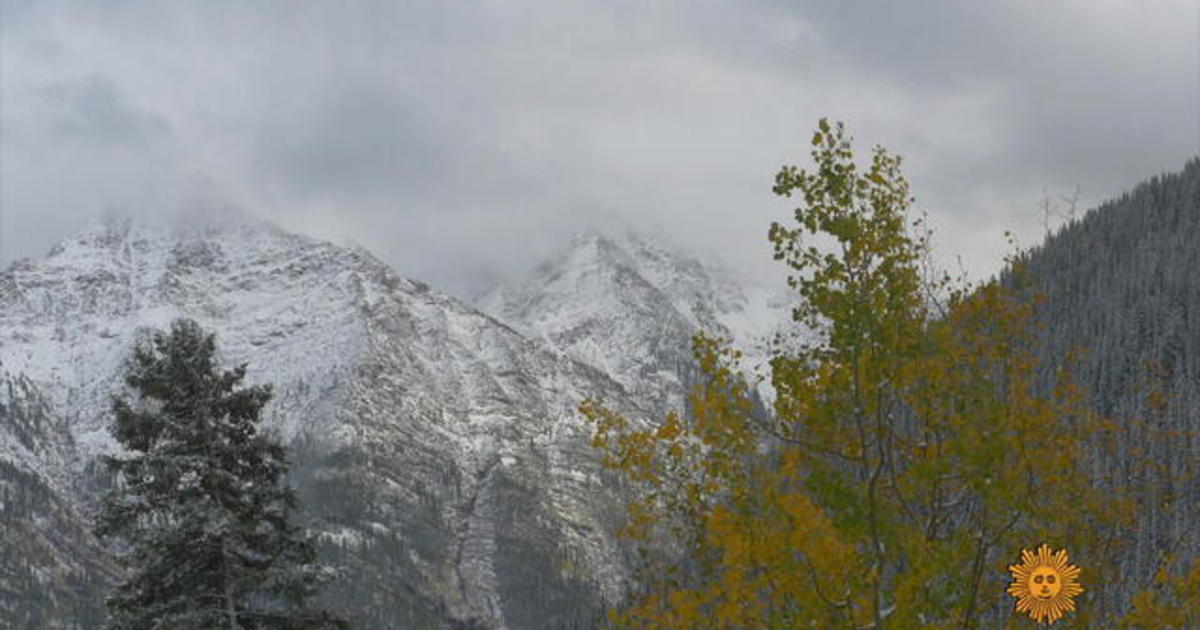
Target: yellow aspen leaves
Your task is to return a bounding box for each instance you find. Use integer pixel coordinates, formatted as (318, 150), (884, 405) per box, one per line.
(582, 120), (1174, 629)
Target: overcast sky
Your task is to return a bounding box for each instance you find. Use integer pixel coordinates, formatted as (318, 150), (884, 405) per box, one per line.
(2, 1), (1197, 299)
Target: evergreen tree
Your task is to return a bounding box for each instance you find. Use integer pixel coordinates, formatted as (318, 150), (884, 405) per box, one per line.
(96, 319), (347, 629)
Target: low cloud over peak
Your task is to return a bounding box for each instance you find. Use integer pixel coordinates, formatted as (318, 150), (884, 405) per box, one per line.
(3, 0), (1196, 299)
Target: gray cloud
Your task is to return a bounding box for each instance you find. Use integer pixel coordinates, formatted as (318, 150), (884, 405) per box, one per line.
(2, 0), (1196, 298)
(253, 82), (453, 201)
(42, 75), (171, 147)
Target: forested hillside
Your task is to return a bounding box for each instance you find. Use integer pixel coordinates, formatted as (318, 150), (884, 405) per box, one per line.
(1018, 157), (1200, 610)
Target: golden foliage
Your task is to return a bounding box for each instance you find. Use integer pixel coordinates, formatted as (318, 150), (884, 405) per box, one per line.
(582, 119), (1181, 629)
(1117, 556), (1200, 629)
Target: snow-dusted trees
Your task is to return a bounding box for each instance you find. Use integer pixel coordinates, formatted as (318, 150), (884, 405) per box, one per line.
(1013, 159), (1200, 626)
(96, 319), (347, 629)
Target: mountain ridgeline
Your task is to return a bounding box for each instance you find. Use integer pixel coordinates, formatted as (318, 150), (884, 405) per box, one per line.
(1, 158), (1198, 627)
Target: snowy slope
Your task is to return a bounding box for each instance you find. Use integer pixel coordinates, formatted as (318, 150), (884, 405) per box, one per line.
(0, 212), (648, 629)
(477, 231), (793, 413)
(1, 213), (365, 461)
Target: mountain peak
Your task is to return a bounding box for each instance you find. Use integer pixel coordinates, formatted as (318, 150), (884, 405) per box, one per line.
(42, 206), (291, 266)
(477, 228), (791, 413)
(1, 214), (648, 627)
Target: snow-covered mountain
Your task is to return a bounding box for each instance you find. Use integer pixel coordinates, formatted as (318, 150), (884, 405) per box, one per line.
(1, 213), (668, 629)
(0, 212), (800, 628)
(477, 231), (792, 414)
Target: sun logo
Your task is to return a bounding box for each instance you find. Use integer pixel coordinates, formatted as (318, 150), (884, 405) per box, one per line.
(1007, 544), (1083, 624)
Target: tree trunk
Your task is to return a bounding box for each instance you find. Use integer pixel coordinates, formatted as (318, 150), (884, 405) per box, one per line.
(223, 537), (240, 630)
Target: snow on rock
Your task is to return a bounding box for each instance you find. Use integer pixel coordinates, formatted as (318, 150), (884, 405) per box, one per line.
(477, 230), (795, 412)
(1, 211), (649, 629)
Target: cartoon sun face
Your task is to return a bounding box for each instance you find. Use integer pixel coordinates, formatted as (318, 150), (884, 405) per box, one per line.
(1007, 544), (1083, 624)
(1030, 566), (1062, 599)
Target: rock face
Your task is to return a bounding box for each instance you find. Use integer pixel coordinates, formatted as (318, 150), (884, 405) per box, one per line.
(0, 213), (663, 629)
(0, 373), (114, 628)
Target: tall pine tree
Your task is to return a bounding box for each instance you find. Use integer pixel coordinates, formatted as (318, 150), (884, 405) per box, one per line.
(97, 319), (347, 629)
